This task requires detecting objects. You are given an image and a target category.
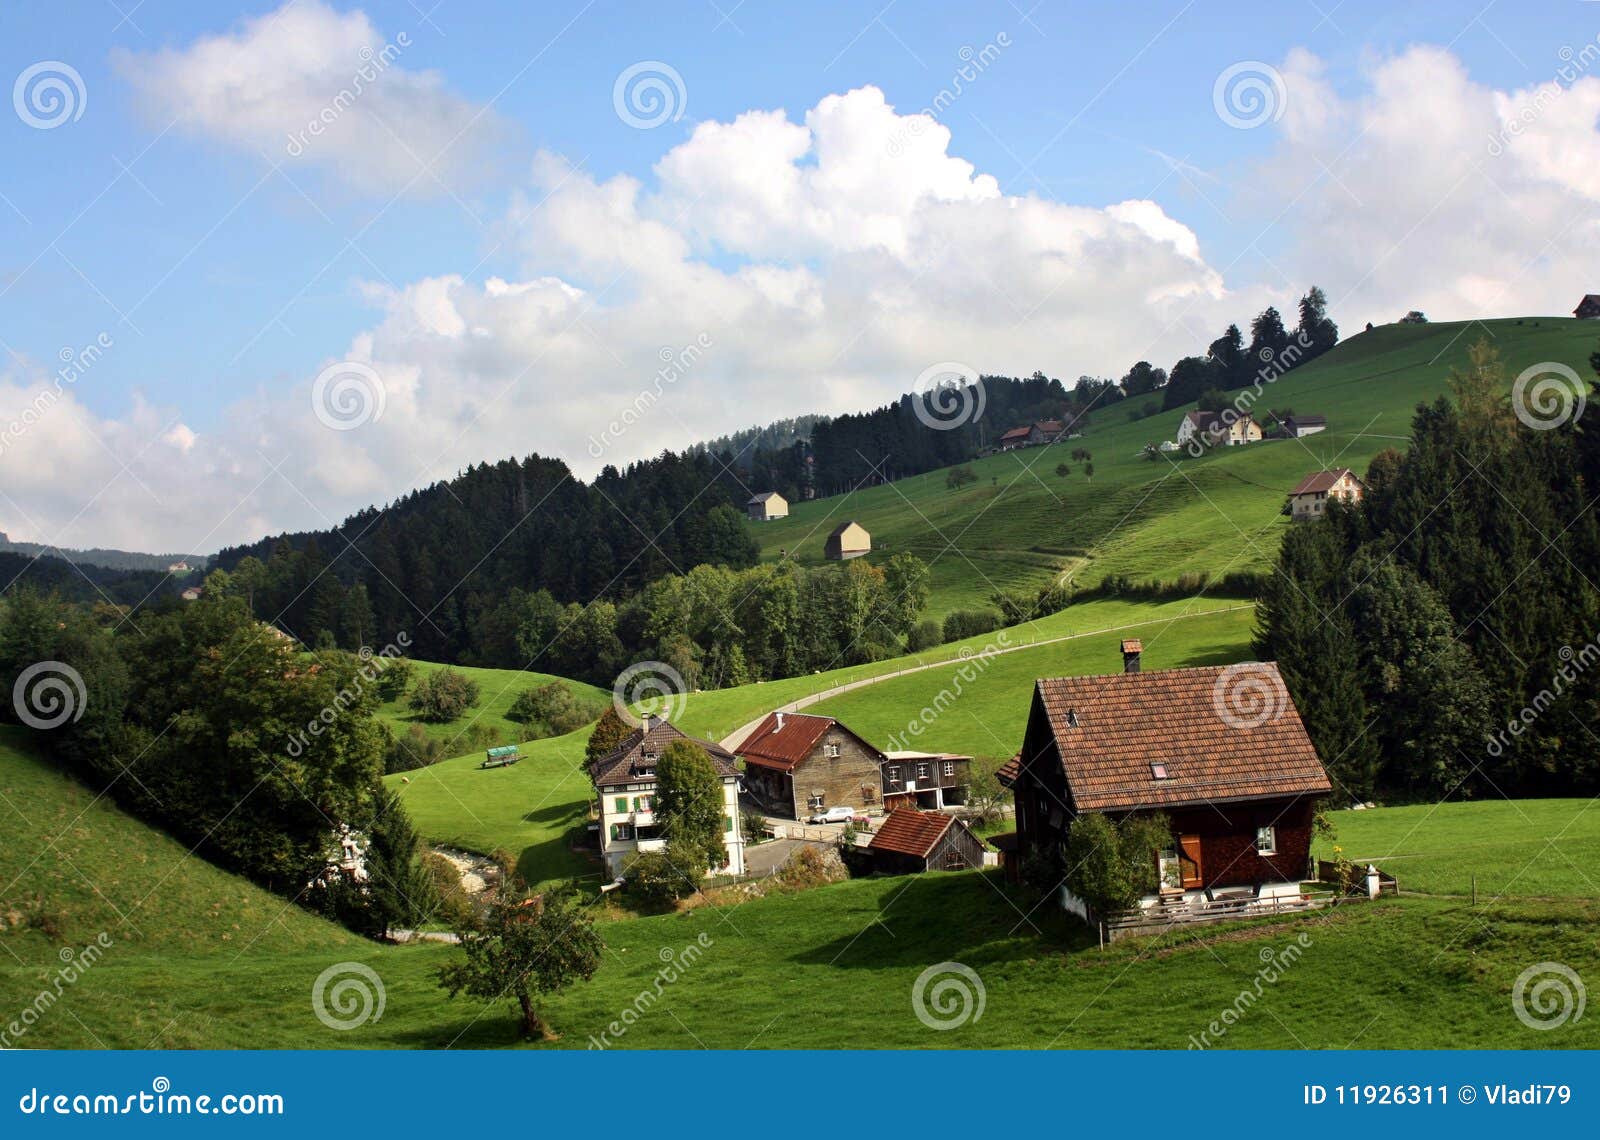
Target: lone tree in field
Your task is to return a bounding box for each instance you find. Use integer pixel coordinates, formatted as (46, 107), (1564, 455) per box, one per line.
(1061, 812), (1171, 919)
(438, 880), (603, 1040)
(407, 667), (479, 722)
(653, 739), (726, 874)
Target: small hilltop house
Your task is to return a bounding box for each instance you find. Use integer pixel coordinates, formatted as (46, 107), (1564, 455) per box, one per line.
(746, 491), (789, 521)
(1574, 294), (1600, 319)
(825, 520), (871, 560)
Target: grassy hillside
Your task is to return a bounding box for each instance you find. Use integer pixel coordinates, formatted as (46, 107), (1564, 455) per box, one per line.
(6, 725), (1597, 1049)
(749, 318), (1599, 618)
(376, 659), (609, 749)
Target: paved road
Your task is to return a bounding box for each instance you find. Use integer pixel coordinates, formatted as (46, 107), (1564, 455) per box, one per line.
(716, 603), (1253, 749)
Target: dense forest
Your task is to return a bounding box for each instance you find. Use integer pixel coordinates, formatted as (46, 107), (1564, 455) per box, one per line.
(0, 551), (186, 607)
(1257, 340), (1600, 802)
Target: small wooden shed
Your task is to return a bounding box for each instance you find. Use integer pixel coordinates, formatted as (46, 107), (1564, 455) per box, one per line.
(824, 520), (871, 560)
(867, 809), (987, 874)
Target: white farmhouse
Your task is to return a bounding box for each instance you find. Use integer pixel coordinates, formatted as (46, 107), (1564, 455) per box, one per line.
(589, 715), (745, 879)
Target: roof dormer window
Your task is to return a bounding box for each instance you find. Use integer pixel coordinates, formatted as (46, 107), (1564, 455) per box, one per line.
(1150, 763), (1169, 780)
(1066, 710), (1079, 728)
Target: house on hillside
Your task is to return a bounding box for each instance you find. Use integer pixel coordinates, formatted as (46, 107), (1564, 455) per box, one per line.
(882, 750), (971, 810)
(746, 491), (789, 521)
(167, 560), (192, 574)
(590, 715), (745, 878)
(734, 711), (884, 819)
(180, 586), (203, 601)
(1574, 294), (1600, 319)
(1288, 467), (1365, 521)
(1030, 420), (1065, 445)
(1176, 410), (1261, 449)
(1008, 639), (1333, 920)
(824, 521), (871, 560)
(997, 426), (1033, 451)
(867, 809), (987, 874)
(1282, 414), (1327, 438)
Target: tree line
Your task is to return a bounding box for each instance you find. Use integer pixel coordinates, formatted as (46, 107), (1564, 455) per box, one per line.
(1256, 340), (1600, 801)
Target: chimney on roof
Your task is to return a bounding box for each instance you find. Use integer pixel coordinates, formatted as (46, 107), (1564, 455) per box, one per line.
(1121, 638), (1142, 673)
(775, 711), (785, 730)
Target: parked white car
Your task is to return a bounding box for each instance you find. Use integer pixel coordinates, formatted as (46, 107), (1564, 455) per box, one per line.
(809, 805), (855, 825)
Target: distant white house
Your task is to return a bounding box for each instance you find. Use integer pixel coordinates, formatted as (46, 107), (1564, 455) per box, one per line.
(1289, 467), (1365, 521)
(747, 491), (789, 521)
(1176, 410), (1261, 449)
(1282, 414), (1327, 439)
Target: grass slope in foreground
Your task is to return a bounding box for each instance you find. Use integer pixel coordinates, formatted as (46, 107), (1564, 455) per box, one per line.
(4, 731), (1597, 1049)
(746, 318), (1599, 619)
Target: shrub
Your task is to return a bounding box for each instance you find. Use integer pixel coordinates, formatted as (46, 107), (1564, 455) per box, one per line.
(1061, 812), (1172, 919)
(906, 620), (943, 652)
(507, 682), (598, 735)
(623, 850), (703, 903)
(384, 725), (446, 773)
(942, 609), (1001, 643)
(408, 667), (480, 723)
(946, 464), (978, 490)
(1055, 462), (1071, 477)
(373, 656), (414, 701)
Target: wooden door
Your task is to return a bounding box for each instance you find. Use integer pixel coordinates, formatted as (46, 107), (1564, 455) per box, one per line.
(1179, 834), (1203, 888)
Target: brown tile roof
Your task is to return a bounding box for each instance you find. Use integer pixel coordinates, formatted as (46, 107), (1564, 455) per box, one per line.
(1030, 664), (1332, 812)
(999, 426), (1032, 441)
(589, 716), (736, 788)
(733, 712), (840, 772)
(1036, 420), (1063, 434)
(1120, 638), (1142, 654)
(867, 809), (957, 858)
(996, 754), (1020, 787)
(1290, 467), (1358, 496)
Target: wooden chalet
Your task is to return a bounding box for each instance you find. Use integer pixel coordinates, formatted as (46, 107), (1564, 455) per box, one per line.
(746, 491), (789, 521)
(824, 520), (871, 560)
(1288, 467), (1364, 521)
(867, 809), (986, 874)
(1574, 294), (1600, 319)
(1009, 640), (1333, 921)
(882, 750), (971, 810)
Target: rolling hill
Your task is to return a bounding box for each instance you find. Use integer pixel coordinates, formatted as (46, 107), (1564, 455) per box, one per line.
(746, 318), (1598, 619)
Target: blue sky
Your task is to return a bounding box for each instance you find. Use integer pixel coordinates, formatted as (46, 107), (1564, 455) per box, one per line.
(2, 1), (1598, 550)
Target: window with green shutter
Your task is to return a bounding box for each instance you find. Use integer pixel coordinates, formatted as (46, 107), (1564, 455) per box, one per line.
(724, 816), (733, 833)
(614, 797), (628, 813)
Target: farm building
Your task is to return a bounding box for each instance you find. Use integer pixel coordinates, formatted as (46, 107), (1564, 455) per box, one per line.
(882, 750), (971, 810)
(734, 711), (884, 819)
(1281, 414), (1327, 438)
(1175, 410), (1261, 448)
(1288, 467), (1365, 521)
(997, 425), (1033, 451)
(589, 715), (745, 878)
(824, 520), (871, 560)
(1008, 640), (1333, 920)
(866, 809), (987, 875)
(1574, 294), (1600, 319)
(746, 491), (788, 521)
